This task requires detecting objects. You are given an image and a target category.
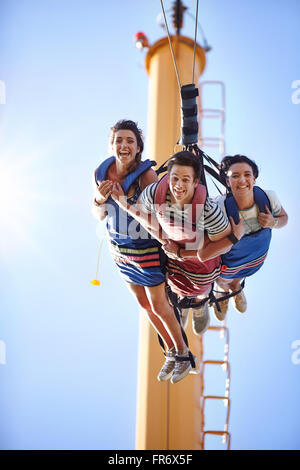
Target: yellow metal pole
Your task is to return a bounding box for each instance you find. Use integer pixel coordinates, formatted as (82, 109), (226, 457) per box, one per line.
(135, 35), (206, 450)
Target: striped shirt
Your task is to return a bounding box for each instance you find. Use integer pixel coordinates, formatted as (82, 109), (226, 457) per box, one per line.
(140, 182), (230, 236)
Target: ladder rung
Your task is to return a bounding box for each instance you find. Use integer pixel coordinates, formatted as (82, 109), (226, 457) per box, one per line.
(203, 430), (230, 436)
(200, 109), (225, 118)
(208, 326), (228, 331)
(204, 395), (229, 401)
(203, 360), (228, 366)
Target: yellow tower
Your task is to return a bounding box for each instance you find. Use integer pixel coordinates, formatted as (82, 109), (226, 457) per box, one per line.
(135, 2), (207, 450)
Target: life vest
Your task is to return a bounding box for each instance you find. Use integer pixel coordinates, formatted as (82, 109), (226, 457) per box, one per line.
(220, 186), (272, 279)
(95, 156), (155, 194)
(95, 156), (155, 245)
(153, 174), (221, 296)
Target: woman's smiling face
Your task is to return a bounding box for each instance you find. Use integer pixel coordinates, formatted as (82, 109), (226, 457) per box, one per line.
(226, 162), (256, 197)
(112, 129), (140, 165)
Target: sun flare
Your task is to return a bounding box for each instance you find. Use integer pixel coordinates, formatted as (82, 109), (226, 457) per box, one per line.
(0, 153), (40, 254)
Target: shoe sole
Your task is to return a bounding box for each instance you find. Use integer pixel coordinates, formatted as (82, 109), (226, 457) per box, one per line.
(231, 292), (247, 313)
(157, 369), (174, 382)
(192, 314), (210, 336)
(231, 300), (247, 313)
(212, 306), (227, 322)
(171, 356), (198, 383)
(171, 363), (192, 384)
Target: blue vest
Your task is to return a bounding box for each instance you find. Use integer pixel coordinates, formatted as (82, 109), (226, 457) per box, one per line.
(220, 186), (272, 279)
(95, 157), (155, 245)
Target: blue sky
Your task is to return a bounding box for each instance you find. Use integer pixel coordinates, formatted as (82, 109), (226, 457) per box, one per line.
(0, 0), (299, 450)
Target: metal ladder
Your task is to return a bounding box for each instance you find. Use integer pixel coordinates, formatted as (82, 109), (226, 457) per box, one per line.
(198, 80), (226, 156)
(198, 80), (231, 450)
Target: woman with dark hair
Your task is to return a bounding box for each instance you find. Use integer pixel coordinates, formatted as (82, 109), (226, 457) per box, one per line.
(212, 154), (288, 320)
(92, 120), (195, 384)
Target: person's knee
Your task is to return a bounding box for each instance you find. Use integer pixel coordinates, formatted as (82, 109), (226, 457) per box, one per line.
(216, 277), (231, 290)
(230, 279), (242, 291)
(151, 300), (172, 321)
(135, 294), (151, 311)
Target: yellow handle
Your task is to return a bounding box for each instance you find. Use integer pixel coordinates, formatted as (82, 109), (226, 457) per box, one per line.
(90, 235), (105, 286)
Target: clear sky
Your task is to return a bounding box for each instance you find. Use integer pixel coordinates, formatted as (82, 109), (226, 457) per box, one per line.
(0, 0), (299, 450)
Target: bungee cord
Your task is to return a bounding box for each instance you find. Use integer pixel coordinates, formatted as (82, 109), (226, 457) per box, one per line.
(90, 234), (105, 286)
(159, 0), (182, 89)
(192, 0), (199, 84)
(159, 0), (200, 88)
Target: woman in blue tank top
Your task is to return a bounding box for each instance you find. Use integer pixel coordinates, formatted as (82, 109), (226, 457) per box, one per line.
(92, 120), (195, 384)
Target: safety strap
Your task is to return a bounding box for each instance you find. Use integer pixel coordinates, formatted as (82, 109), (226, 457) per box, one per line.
(175, 294), (209, 310)
(155, 158), (171, 176)
(157, 285), (196, 369)
(203, 164), (225, 188)
(175, 354), (194, 363)
(186, 144), (228, 195)
(209, 279), (246, 313)
(154, 144), (227, 196)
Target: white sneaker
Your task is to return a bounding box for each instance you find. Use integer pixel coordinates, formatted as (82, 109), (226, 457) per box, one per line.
(212, 291), (230, 322)
(171, 353), (194, 384)
(180, 308), (190, 329)
(157, 348), (176, 381)
(192, 301), (210, 336)
(231, 289), (247, 313)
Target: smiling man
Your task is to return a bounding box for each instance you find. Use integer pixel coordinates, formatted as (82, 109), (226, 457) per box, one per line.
(112, 151), (242, 328)
(138, 151), (235, 334)
(111, 150), (248, 382)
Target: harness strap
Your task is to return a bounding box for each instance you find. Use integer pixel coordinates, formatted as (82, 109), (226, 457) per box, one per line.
(175, 352), (195, 363)
(209, 279), (246, 312)
(155, 144), (228, 192)
(157, 335), (164, 351)
(161, 285), (196, 369)
(177, 295), (209, 310)
(155, 158), (171, 176)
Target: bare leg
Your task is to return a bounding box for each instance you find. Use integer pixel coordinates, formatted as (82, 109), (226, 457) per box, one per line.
(145, 282), (187, 353)
(178, 285), (211, 302)
(215, 277), (247, 313)
(195, 286), (211, 300)
(127, 282), (191, 384)
(126, 283), (174, 350)
(216, 277), (242, 292)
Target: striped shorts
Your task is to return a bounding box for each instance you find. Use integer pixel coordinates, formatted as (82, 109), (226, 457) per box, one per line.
(109, 240), (166, 287)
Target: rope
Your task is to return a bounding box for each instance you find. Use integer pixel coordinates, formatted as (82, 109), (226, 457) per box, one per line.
(159, 0), (182, 90)
(95, 235), (105, 279)
(186, 10), (210, 52)
(192, 0), (199, 84)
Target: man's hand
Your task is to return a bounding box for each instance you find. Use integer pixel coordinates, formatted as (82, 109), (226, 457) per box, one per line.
(162, 240), (181, 260)
(230, 216), (246, 239)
